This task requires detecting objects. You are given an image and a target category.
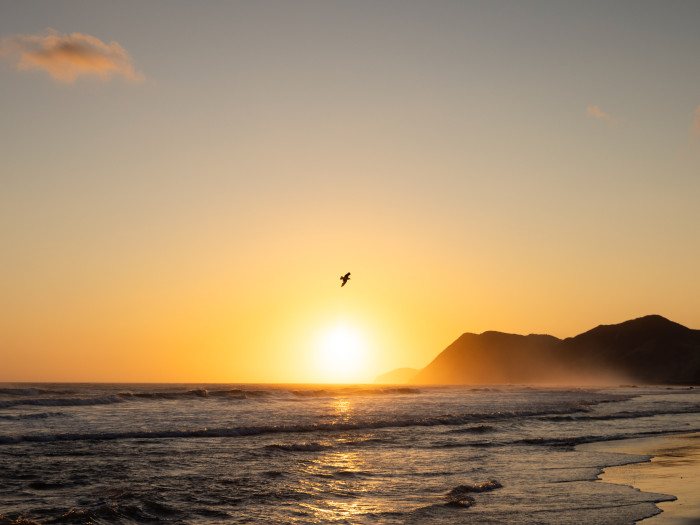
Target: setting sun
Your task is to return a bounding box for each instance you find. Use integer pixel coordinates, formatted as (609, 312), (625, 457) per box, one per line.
(4, 2), (700, 523)
(315, 323), (369, 383)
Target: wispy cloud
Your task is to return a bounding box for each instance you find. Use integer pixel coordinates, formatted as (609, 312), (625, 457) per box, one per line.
(586, 105), (616, 124)
(692, 106), (700, 136)
(0, 29), (143, 83)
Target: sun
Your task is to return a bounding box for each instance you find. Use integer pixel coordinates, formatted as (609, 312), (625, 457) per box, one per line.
(315, 323), (368, 383)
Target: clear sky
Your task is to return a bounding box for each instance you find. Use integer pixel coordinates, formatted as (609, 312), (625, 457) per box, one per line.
(2, 1), (700, 383)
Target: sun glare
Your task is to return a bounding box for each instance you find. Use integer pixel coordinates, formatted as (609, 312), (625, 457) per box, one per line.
(316, 324), (368, 383)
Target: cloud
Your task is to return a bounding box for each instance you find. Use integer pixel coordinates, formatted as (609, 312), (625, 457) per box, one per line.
(586, 105), (616, 124)
(0, 29), (143, 83)
(693, 106), (700, 136)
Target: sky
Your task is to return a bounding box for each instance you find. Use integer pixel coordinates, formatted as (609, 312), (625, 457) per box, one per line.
(2, 1), (700, 383)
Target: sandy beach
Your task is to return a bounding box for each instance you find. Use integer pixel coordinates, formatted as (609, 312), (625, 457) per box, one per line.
(583, 433), (700, 524)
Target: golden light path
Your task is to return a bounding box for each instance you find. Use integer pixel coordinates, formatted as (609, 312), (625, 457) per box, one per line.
(299, 399), (379, 521)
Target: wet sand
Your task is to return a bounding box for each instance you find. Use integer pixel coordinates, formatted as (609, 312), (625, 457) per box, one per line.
(583, 433), (700, 524)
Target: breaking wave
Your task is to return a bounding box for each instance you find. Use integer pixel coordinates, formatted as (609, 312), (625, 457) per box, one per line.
(445, 480), (502, 507)
(445, 425), (495, 434)
(0, 387), (64, 396)
(516, 427), (700, 447)
(0, 412), (64, 421)
(0, 405), (590, 444)
(291, 387), (421, 398)
(265, 442), (331, 452)
(540, 405), (700, 422)
(0, 395), (125, 408)
(0, 386), (423, 409)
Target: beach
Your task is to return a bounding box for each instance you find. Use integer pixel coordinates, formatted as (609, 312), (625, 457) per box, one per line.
(583, 433), (700, 524)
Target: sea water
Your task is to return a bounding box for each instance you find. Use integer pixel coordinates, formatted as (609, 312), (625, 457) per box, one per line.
(1, 383), (699, 524)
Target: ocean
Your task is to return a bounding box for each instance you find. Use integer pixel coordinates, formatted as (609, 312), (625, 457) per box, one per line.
(1, 383), (698, 524)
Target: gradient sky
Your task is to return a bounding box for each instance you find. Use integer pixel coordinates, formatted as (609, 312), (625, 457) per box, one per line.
(2, 1), (700, 383)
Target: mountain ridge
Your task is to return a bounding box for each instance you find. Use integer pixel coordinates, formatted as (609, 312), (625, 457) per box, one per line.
(380, 315), (700, 385)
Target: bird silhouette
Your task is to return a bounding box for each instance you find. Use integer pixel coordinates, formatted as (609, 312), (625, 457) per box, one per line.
(340, 272), (351, 287)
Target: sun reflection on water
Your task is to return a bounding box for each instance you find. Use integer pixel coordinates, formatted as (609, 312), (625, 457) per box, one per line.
(297, 399), (383, 522)
(330, 398), (352, 424)
(299, 447), (376, 522)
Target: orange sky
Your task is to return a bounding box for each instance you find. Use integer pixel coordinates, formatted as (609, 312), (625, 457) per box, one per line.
(2, 2), (700, 383)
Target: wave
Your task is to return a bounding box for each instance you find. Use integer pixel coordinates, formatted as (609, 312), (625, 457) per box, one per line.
(0, 389), (276, 408)
(0, 514), (41, 525)
(265, 442), (331, 452)
(518, 435), (603, 447)
(118, 386), (421, 401)
(0, 411), (64, 421)
(117, 389), (214, 400)
(429, 441), (474, 449)
(291, 387), (421, 398)
(208, 389), (273, 399)
(311, 469), (376, 481)
(0, 387), (59, 396)
(0, 386), (422, 409)
(540, 404), (700, 422)
(118, 387), (418, 400)
(121, 389), (211, 399)
(445, 480), (502, 507)
(0, 395), (125, 409)
(0, 405), (594, 445)
(331, 469), (373, 478)
(445, 425), (495, 434)
(117, 389), (230, 400)
(341, 437), (395, 446)
(516, 427), (700, 447)
(5, 499), (182, 524)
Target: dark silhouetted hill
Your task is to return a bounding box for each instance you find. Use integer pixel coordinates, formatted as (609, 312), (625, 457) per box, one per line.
(409, 315), (700, 385)
(411, 332), (562, 384)
(559, 315), (700, 385)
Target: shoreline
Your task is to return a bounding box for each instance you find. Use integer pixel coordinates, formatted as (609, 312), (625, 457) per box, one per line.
(582, 433), (700, 524)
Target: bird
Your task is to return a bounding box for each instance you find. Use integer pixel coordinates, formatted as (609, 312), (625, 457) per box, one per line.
(340, 272), (351, 287)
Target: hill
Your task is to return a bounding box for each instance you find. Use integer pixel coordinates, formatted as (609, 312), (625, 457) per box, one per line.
(407, 315), (700, 385)
(373, 367), (420, 384)
(558, 315), (700, 385)
(411, 332), (562, 384)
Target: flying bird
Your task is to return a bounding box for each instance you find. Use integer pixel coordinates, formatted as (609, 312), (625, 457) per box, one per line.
(340, 272), (351, 287)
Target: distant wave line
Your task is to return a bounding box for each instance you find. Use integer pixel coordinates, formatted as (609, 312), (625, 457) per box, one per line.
(0, 405), (594, 444)
(0, 387), (424, 408)
(539, 405), (700, 422)
(0, 411), (65, 421)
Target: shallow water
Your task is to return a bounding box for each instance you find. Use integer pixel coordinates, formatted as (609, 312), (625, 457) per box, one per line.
(1, 383), (698, 523)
